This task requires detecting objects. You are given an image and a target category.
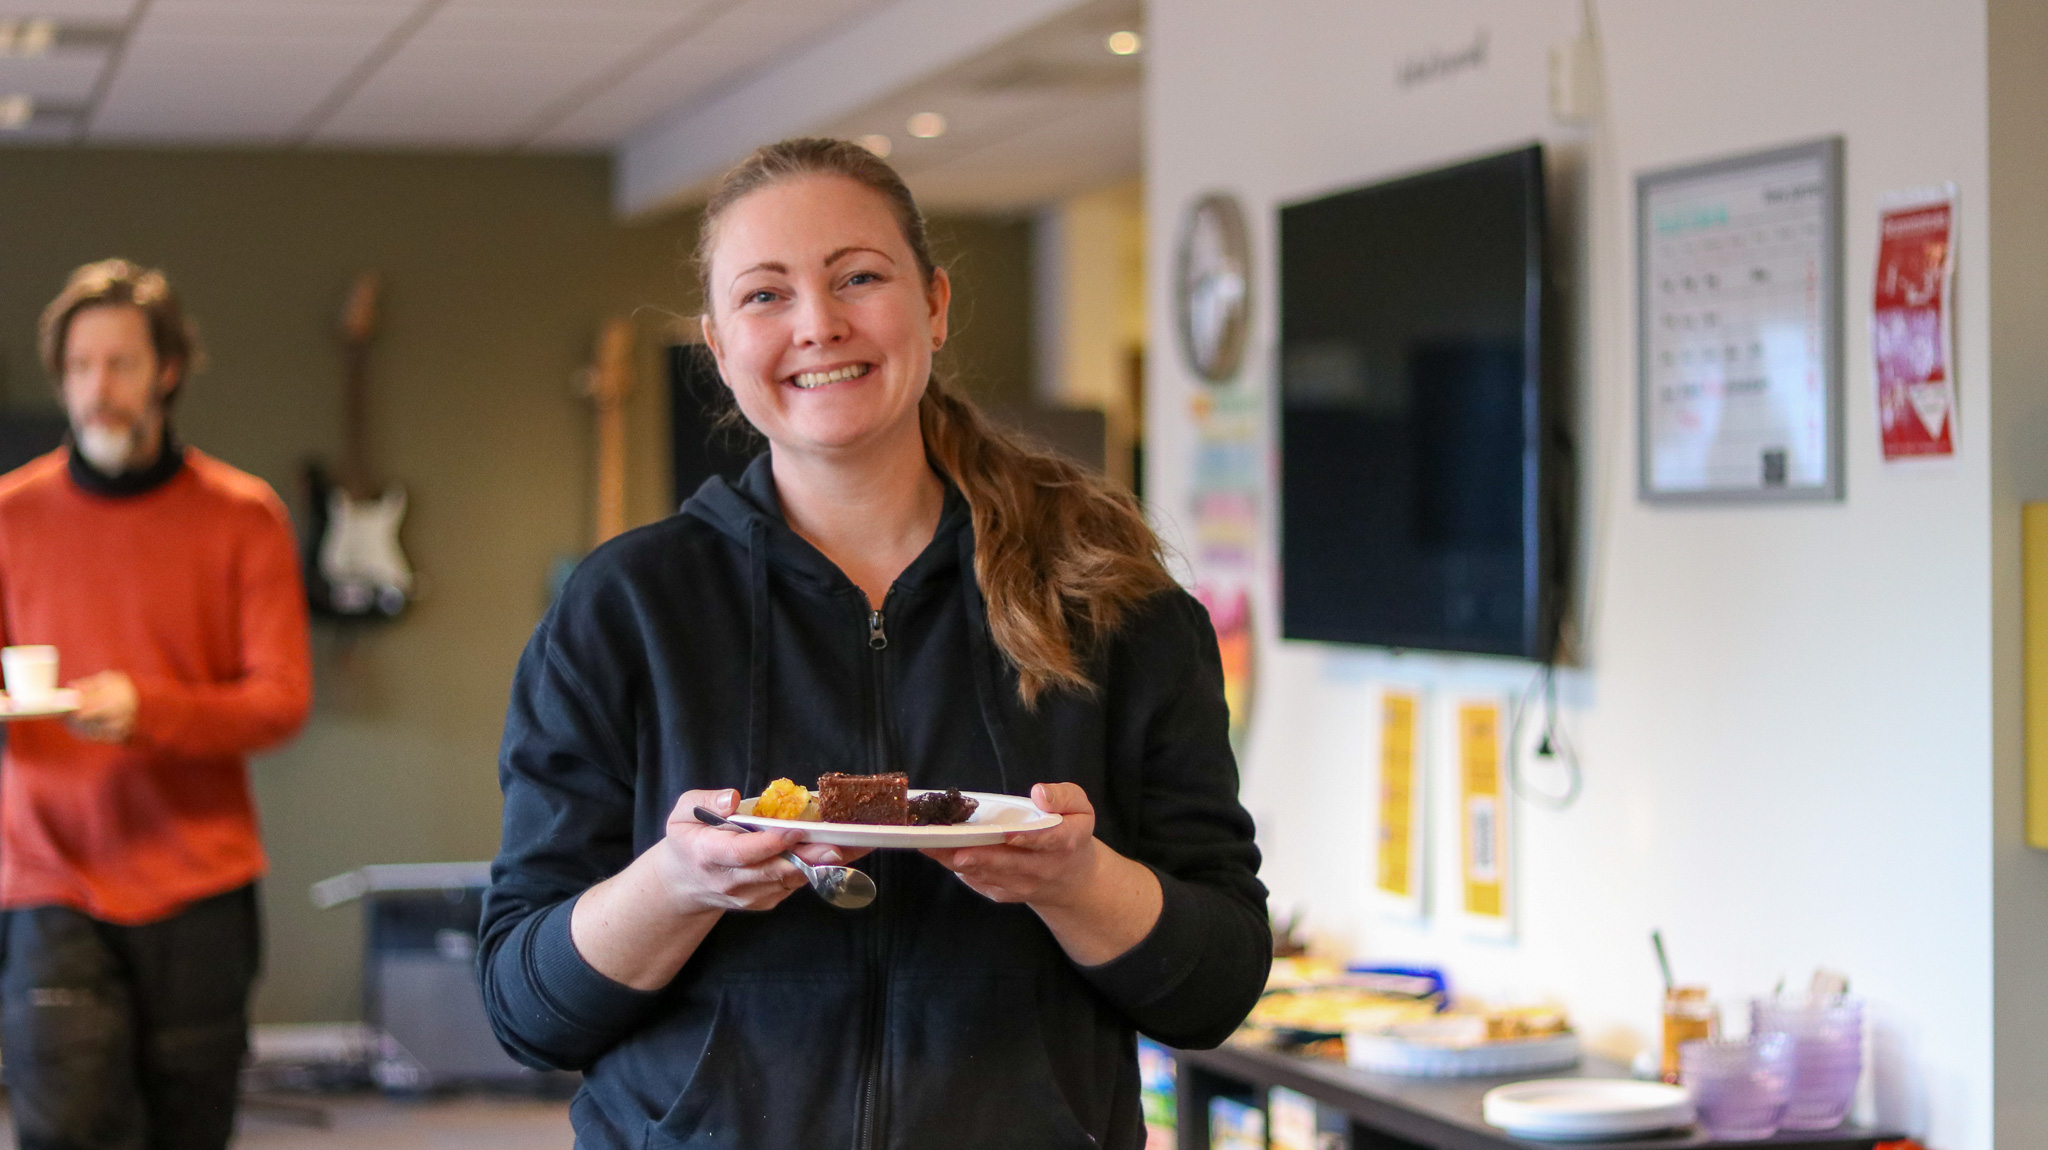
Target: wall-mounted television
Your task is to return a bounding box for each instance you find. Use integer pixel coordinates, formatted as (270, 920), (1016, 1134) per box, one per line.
(1278, 143), (1566, 661)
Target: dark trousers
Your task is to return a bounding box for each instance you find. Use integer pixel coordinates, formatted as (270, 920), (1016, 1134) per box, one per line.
(0, 885), (260, 1150)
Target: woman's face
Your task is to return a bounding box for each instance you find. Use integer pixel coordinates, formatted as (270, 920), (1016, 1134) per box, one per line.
(702, 174), (950, 463)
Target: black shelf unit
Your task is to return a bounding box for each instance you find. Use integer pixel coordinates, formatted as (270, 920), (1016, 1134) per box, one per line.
(1170, 1044), (1903, 1150)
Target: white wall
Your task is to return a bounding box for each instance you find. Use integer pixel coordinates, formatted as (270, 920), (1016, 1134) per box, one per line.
(1146, 2), (1997, 1146)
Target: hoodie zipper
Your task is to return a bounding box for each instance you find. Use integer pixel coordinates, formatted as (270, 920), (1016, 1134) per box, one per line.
(867, 601), (890, 774)
(856, 592), (893, 1150)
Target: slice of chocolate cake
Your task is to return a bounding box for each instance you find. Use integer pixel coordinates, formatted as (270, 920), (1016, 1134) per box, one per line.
(908, 788), (979, 826)
(817, 772), (909, 825)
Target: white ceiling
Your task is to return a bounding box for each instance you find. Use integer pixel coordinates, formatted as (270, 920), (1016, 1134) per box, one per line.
(0, 0), (1142, 211)
(820, 0), (1142, 213)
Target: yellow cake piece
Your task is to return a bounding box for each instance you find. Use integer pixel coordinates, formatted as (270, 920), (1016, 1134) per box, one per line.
(754, 778), (811, 821)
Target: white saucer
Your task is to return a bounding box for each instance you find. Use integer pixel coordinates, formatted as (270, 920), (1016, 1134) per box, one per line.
(1481, 1078), (1694, 1141)
(0, 688), (80, 720)
(729, 789), (1062, 848)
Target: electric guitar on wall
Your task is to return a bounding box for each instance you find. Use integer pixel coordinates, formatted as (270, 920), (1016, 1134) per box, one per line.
(305, 271), (413, 619)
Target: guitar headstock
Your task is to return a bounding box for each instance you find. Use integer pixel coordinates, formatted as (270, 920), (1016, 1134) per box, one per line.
(580, 317), (636, 412)
(341, 271), (381, 345)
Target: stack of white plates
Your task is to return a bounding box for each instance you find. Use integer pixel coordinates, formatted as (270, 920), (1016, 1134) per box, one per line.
(1481, 1078), (1695, 1141)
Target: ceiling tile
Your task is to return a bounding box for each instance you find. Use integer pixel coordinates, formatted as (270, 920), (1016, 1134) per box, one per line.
(0, 52), (106, 102)
(141, 0), (423, 39)
(530, 0), (890, 148)
(0, 0), (135, 18)
(90, 0), (423, 139)
(93, 49), (376, 139)
(422, 0), (692, 43)
(308, 0), (721, 145)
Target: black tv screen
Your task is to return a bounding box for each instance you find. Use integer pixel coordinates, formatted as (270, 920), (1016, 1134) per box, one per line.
(1278, 144), (1558, 659)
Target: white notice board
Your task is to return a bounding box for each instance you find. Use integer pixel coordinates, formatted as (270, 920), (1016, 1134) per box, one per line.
(1637, 138), (1843, 502)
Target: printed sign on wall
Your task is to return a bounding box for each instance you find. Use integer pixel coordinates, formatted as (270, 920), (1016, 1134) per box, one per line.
(1374, 689), (1426, 920)
(1873, 185), (1958, 461)
(1457, 698), (1512, 938)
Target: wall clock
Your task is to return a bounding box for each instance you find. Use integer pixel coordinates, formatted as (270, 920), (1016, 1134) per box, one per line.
(1175, 192), (1252, 384)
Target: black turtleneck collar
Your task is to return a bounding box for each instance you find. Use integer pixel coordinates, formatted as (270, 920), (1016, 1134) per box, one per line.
(67, 427), (187, 498)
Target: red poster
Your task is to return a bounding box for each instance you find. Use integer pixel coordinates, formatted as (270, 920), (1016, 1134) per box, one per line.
(1873, 187), (1957, 460)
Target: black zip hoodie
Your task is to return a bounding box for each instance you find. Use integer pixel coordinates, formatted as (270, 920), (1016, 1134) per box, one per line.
(480, 456), (1269, 1150)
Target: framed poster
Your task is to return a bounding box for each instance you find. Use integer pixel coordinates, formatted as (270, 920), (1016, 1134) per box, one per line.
(1638, 138), (1843, 503)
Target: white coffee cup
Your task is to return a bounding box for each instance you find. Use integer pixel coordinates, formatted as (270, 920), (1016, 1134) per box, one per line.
(2, 645), (58, 702)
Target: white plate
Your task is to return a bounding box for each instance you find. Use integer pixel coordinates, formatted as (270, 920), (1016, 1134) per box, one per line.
(0, 688), (80, 720)
(1345, 1032), (1581, 1078)
(1482, 1078), (1694, 1141)
(729, 789), (1062, 848)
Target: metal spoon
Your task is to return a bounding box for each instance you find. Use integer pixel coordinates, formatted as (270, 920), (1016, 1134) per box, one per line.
(693, 805), (877, 910)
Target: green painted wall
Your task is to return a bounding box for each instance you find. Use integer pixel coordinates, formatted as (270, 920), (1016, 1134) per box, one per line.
(0, 147), (1031, 1023)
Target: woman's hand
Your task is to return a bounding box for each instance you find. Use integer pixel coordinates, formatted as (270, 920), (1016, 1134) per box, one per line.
(571, 787), (850, 991)
(921, 782), (1102, 906)
(921, 783), (1163, 966)
(650, 788), (814, 913)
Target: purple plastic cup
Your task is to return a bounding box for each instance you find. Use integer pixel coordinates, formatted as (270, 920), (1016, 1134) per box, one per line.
(1680, 1034), (1795, 1140)
(1751, 998), (1863, 1130)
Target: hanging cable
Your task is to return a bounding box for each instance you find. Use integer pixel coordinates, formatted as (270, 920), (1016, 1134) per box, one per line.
(1507, 660), (1582, 810)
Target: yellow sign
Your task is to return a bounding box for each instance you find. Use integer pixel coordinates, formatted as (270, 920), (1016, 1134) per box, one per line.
(1459, 700), (1507, 922)
(1376, 692), (1419, 899)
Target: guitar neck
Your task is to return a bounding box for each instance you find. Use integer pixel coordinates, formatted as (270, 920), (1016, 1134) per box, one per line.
(336, 270), (382, 499)
(340, 340), (372, 497)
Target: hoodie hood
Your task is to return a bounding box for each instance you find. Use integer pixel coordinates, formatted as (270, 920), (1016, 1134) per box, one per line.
(681, 453), (971, 593)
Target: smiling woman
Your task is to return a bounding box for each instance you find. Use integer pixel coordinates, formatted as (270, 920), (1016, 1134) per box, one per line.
(480, 137), (1270, 1150)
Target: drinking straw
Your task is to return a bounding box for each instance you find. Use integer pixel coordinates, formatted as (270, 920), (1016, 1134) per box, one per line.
(1651, 930), (1675, 993)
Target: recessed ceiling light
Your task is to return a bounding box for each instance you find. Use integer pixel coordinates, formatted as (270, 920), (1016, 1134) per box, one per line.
(0, 19), (56, 57)
(906, 112), (946, 139)
(858, 133), (892, 158)
(0, 94), (33, 130)
(1106, 30), (1141, 56)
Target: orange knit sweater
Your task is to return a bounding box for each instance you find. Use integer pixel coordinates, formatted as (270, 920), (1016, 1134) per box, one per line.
(0, 447), (311, 924)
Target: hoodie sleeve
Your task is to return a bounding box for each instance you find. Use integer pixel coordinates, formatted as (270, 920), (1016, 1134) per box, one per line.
(477, 617), (663, 1071)
(1076, 591), (1272, 1049)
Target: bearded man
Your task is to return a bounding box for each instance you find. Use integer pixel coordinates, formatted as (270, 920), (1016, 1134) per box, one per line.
(0, 259), (312, 1150)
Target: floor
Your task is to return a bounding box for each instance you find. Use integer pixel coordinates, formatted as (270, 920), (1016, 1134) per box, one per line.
(0, 1094), (573, 1150)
